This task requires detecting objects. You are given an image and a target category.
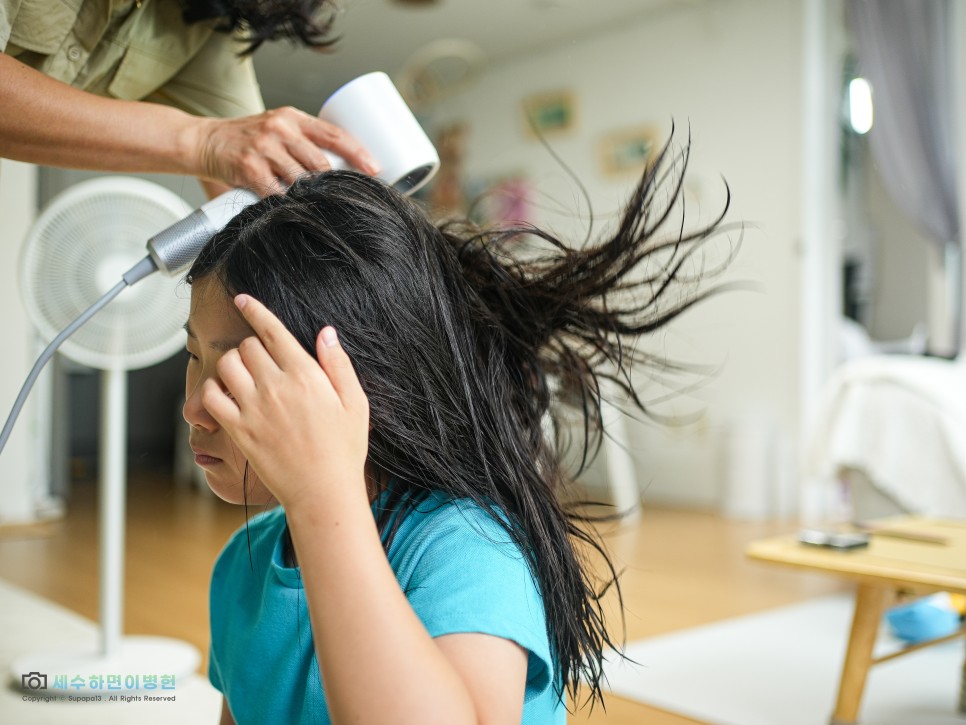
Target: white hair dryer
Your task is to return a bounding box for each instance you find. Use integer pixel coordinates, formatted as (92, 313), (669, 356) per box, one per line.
(319, 71), (440, 195)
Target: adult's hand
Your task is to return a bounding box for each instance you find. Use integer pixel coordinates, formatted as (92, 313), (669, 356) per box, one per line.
(190, 106), (380, 196)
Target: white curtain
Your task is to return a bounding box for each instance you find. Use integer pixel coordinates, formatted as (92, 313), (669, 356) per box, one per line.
(847, 0), (961, 351)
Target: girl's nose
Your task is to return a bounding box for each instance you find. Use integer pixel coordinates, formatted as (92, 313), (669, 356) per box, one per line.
(183, 388), (219, 432)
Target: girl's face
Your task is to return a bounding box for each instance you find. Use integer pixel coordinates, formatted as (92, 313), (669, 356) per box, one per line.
(183, 277), (275, 505)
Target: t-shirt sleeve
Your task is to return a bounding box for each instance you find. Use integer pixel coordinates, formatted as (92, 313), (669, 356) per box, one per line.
(402, 503), (555, 703)
(208, 643), (224, 693)
(207, 517), (258, 697)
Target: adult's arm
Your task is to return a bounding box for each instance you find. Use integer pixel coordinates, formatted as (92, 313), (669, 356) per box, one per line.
(0, 52), (379, 196)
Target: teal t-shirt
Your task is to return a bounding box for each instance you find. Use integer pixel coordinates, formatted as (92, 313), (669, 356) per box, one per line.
(208, 491), (565, 724)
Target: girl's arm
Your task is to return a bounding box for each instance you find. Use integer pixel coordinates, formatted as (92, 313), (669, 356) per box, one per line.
(435, 633), (530, 723)
(286, 487), (528, 724)
(202, 296), (528, 724)
(219, 696), (236, 725)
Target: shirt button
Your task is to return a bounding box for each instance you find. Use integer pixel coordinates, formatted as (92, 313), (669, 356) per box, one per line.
(67, 45), (81, 61)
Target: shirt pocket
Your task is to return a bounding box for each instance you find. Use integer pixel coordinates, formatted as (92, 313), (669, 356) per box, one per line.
(106, 43), (182, 100)
(106, 11), (211, 102)
(7, 0), (79, 54)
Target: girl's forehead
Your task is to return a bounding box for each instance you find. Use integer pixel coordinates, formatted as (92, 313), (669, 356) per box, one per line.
(189, 277), (228, 317)
(188, 278), (252, 339)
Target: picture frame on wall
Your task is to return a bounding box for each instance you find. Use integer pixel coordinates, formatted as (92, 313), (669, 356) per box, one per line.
(521, 90), (576, 137)
(598, 125), (659, 177)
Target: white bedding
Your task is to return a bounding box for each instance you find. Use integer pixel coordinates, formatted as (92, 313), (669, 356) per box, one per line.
(805, 355), (966, 518)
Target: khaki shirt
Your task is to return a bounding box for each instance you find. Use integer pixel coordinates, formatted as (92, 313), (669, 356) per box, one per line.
(0, 0), (264, 118)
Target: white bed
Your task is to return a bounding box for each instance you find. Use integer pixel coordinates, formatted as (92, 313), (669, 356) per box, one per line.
(806, 354), (966, 520)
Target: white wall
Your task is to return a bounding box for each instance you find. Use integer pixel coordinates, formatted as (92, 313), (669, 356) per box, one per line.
(426, 0), (804, 511)
(0, 160), (41, 523)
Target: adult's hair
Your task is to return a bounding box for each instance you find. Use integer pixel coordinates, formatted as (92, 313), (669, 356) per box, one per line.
(186, 136), (736, 710)
(179, 0), (339, 56)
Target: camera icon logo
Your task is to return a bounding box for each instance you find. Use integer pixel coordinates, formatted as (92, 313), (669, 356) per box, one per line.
(22, 672), (47, 690)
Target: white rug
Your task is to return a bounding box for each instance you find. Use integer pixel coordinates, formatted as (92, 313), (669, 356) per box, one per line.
(0, 578), (221, 724)
(602, 594), (966, 725)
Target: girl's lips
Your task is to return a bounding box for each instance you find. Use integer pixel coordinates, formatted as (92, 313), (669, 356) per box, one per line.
(194, 454), (223, 466)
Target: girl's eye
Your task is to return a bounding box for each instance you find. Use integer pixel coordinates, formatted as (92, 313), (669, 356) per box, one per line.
(186, 349), (199, 362)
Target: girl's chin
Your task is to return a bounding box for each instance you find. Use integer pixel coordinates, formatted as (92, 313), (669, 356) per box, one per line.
(203, 472), (273, 506)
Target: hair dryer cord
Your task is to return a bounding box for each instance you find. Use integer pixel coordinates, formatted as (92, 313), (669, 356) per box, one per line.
(0, 279), (130, 457)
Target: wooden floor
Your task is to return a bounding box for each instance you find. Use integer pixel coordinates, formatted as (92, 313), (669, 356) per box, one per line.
(0, 471), (847, 724)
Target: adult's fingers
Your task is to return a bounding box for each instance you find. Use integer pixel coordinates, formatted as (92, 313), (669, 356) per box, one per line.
(233, 157), (278, 198)
(299, 116), (380, 176)
(269, 153), (310, 189)
(231, 152), (282, 198)
(283, 134), (334, 177)
(243, 140), (299, 195)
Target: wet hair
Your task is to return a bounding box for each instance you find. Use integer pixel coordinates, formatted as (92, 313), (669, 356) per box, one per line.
(186, 135), (738, 711)
(179, 0), (339, 56)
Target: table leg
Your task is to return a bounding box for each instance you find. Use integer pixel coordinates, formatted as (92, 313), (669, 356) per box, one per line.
(960, 637), (965, 714)
(831, 583), (887, 725)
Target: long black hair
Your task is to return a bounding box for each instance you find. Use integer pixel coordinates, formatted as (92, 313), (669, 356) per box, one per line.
(186, 135), (737, 710)
(179, 0), (339, 56)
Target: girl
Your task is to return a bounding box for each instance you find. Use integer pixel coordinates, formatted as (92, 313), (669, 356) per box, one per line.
(183, 137), (732, 724)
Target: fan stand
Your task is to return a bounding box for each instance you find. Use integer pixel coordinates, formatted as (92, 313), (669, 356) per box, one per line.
(11, 365), (200, 693)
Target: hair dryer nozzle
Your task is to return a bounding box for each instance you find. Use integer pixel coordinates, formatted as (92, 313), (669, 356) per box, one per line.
(147, 189), (260, 277)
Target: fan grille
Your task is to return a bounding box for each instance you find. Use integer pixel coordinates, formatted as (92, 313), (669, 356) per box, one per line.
(20, 179), (194, 371)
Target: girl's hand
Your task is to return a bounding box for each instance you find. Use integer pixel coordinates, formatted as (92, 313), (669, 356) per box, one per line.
(201, 294), (370, 510)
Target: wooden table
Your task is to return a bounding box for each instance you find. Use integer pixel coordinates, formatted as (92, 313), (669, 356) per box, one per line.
(746, 517), (966, 725)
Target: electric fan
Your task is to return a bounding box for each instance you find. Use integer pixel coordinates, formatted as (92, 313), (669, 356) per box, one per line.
(395, 39), (487, 109)
(11, 177), (204, 690)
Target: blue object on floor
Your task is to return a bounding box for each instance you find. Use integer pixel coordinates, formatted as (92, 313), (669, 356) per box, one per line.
(885, 599), (961, 644)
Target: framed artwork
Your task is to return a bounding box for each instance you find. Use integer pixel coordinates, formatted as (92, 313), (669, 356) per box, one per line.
(521, 90), (576, 137)
(598, 125), (659, 177)
(467, 173), (535, 228)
